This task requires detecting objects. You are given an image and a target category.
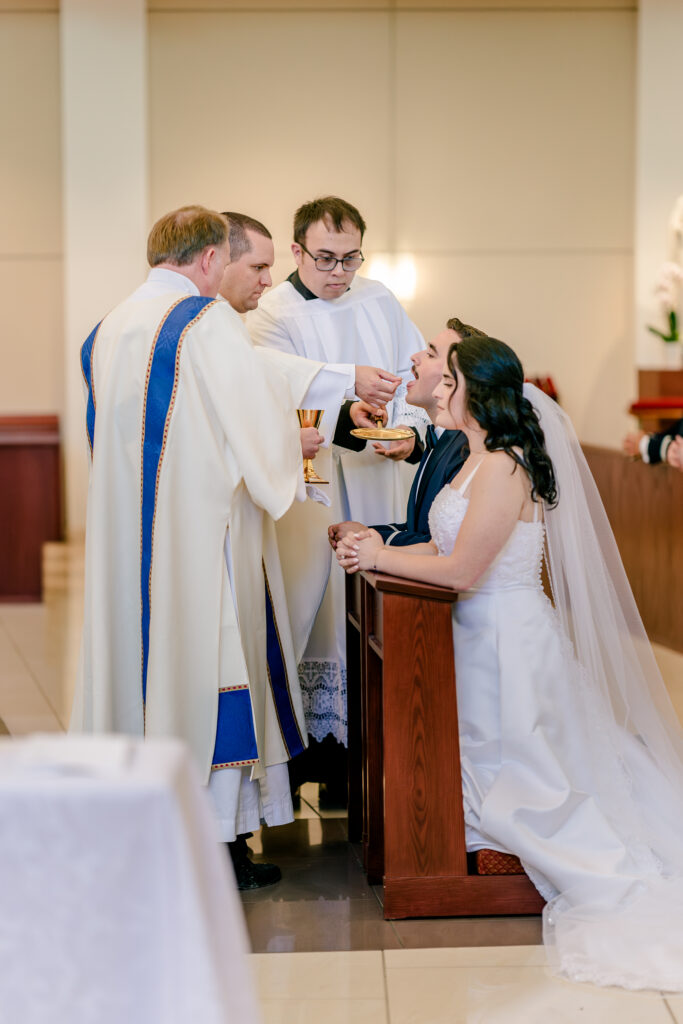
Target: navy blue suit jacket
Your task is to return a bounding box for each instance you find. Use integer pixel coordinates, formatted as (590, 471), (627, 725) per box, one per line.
(372, 430), (469, 546)
(647, 417), (683, 463)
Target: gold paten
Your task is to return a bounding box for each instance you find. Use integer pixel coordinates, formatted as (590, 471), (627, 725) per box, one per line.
(350, 427), (415, 441)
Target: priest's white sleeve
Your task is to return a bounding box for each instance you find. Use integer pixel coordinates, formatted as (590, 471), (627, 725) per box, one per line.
(301, 363), (355, 447)
(253, 345), (353, 449)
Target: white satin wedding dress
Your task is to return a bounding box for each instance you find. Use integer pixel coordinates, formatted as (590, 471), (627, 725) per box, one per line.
(429, 456), (683, 991)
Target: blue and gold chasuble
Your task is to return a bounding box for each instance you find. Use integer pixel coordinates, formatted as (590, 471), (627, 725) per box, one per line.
(81, 296), (306, 771)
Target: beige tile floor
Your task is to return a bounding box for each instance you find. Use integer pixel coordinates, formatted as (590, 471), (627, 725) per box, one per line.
(251, 947), (683, 1024)
(1, 545), (683, 1023)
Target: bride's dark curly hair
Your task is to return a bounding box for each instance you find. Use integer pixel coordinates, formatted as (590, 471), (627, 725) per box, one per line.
(448, 337), (558, 507)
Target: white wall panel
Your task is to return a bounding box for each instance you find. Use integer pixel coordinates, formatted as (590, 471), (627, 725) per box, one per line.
(0, 14), (61, 254)
(149, 0), (389, 8)
(0, 12), (62, 416)
(635, 0), (683, 367)
(395, 10), (636, 252)
(61, 0), (148, 535)
(149, 11), (393, 250)
(406, 250), (634, 447)
(394, 1), (632, 8)
(0, 2), (643, 471)
(0, 261), (63, 413)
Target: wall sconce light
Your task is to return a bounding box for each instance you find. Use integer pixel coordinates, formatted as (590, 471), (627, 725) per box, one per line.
(366, 253), (417, 302)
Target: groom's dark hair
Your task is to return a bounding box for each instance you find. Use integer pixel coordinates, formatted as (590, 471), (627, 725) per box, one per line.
(447, 317), (488, 341)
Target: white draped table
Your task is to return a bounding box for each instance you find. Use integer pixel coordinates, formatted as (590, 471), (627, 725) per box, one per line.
(0, 734), (262, 1024)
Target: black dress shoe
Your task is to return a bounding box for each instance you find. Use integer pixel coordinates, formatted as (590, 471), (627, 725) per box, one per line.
(232, 857), (282, 891)
(227, 835), (282, 891)
(318, 779), (348, 810)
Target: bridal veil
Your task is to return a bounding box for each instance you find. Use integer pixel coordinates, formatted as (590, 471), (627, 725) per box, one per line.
(523, 383), (683, 990)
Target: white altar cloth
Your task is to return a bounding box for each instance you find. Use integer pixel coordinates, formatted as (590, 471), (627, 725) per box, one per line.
(0, 734), (261, 1024)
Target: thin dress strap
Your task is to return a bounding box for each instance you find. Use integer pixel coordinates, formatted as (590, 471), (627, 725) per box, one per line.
(455, 458), (486, 495)
(513, 446), (542, 523)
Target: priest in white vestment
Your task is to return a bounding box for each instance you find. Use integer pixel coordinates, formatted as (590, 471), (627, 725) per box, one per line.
(247, 196), (428, 778)
(72, 206), (400, 887)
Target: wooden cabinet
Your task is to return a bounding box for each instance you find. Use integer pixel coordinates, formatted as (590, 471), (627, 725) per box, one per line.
(632, 369), (683, 432)
(0, 416), (62, 600)
(584, 445), (683, 654)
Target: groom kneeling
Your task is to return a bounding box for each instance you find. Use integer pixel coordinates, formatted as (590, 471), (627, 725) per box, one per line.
(329, 318), (487, 553)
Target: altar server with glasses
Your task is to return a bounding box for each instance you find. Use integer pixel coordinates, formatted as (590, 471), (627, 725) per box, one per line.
(248, 196), (428, 802)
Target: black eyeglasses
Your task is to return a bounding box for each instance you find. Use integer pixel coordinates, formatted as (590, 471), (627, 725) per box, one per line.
(299, 243), (364, 272)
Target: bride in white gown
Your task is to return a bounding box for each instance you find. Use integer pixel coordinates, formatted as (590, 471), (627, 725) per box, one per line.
(335, 335), (683, 991)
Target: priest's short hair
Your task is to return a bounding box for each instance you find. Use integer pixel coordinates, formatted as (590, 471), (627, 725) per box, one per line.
(221, 212), (272, 262)
(293, 196), (367, 246)
(147, 205), (228, 267)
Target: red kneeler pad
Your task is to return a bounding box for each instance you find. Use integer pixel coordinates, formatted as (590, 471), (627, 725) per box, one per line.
(475, 849), (525, 875)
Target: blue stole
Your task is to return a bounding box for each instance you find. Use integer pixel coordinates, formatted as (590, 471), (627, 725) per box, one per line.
(263, 567), (306, 759)
(212, 569), (306, 769)
(81, 295), (305, 771)
(138, 297), (216, 707)
(80, 321), (102, 457)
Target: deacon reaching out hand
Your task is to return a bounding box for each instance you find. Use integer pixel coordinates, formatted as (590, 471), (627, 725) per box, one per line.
(247, 195), (429, 797)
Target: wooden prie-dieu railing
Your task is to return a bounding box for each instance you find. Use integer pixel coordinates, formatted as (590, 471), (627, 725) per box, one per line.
(345, 570), (544, 920)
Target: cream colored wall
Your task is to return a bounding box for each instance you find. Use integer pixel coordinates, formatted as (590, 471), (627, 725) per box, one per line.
(148, 1), (637, 447)
(0, 1), (638, 456)
(395, 8), (636, 447)
(0, 7), (62, 415)
(635, 0), (683, 367)
(61, 0), (148, 536)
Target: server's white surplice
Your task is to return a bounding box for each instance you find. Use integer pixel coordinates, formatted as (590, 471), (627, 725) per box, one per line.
(248, 275), (428, 744)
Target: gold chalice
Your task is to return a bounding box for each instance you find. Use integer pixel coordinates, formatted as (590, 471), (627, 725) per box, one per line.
(297, 409), (328, 484)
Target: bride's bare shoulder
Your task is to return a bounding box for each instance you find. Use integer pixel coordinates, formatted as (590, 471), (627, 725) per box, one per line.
(477, 450), (529, 491)
(484, 449), (523, 473)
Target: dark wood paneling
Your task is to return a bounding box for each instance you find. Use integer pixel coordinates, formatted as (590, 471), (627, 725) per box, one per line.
(584, 445), (683, 653)
(382, 592), (466, 881)
(384, 874), (544, 919)
(636, 370), (683, 431)
(639, 369), (683, 398)
(346, 574), (363, 843)
(0, 416), (62, 601)
(361, 578), (384, 884)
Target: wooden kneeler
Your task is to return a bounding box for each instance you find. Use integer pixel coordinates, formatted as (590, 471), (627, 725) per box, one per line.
(346, 570), (545, 920)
